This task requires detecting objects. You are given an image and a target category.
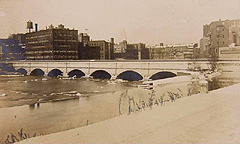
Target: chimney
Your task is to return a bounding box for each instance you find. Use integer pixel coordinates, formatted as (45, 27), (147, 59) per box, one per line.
(111, 38), (114, 44)
(35, 23), (38, 32)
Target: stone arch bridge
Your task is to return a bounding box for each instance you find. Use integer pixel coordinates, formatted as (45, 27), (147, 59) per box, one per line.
(9, 60), (212, 80)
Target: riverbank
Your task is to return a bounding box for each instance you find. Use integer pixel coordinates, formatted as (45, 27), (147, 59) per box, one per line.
(18, 83), (240, 143)
(1, 75), (199, 142)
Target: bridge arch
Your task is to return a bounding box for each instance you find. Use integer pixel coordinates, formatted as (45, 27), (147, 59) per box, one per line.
(90, 70), (111, 79)
(149, 71), (177, 80)
(16, 68), (27, 75)
(48, 69), (63, 77)
(30, 68), (45, 76)
(117, 70), (143, 81)
(68, 69), (85, 78)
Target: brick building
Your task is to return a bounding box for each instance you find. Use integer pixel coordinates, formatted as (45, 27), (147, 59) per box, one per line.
(78, 33), (114, 60)
(113, 40), (127, 59)
(113, 41), (149, 60)
(78, 33), (90, 45)
(200, 19), (240, 58)
(149, 43), (197, 59)
(8, 33), (26, 45)
(0, 39), (26, 61)
(126, 43), (149, 60)
(87, 40), (111, 60)
(78, 42), (100, 60)
(25, 24), (78, 60)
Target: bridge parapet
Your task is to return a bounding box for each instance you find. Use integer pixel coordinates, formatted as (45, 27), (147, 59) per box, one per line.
(8, 60), (215, 80)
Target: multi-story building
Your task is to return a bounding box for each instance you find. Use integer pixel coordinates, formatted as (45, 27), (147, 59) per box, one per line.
(128, 43), (148, 60)
(149, 43), (197, 59)
(113, 40), (127, 59)
(78, 33), (114, 60)
(8, 33), (26, 45)
(25, 24), (78, 60)
(114, 40), (127, 53)
(125, 44), (139, 59)
(200, 19), (240, 58)
(78, 42), (100, 60)
(140, 44), (150, 59)
(0, 39), (26, 61)
(200, 37), (209, 58)
(87, 40), (110, 60)
(8, 33), (26, 53)
(78, 33), (90, 45)
(113, 41), (149, 60)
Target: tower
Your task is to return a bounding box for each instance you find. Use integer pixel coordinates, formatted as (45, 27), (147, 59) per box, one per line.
(27, 21), (33, 33)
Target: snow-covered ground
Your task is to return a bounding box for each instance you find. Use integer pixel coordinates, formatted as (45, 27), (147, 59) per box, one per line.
(18, 83), (240, 144)
(143, 76), (194, 87)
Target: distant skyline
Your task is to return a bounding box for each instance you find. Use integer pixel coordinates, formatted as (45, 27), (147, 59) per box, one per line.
(0, 0), (240, 45)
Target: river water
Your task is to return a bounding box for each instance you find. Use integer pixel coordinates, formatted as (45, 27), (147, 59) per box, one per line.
(0, 73), (235, 142)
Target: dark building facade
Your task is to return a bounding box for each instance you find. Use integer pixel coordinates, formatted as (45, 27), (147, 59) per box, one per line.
(141, 45), (150, 59)
(115, 42), (149, 60)
(125, 44), (138, 59)
(25, 24), (78, 60)
(78, 33), (90, 45)
(87, 40), (110, 60)
(78, 42), (100, 59)
(0, 39), (26, 61)
(78, 33), (114, 60)
(8, 33), (26, 45)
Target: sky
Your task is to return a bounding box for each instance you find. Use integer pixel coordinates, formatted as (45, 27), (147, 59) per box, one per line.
(0, 0), (240, 45)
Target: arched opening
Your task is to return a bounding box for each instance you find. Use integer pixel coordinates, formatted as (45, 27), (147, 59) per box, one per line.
(30, 69), (45, 76)
(68, 69), (85, 78)
(16, 68), (27, 75)
(149, 71), (177, 80)
(90, 70), (111, 79)
(117, 70), (143, 81)
(48, 69), (63, 77)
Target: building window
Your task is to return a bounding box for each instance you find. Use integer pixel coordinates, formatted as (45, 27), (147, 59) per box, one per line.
(223, 35), (224, 38)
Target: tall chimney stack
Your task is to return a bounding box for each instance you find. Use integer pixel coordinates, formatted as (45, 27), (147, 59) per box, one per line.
(111, 38), (114, 44)
(35, 23), (38, 32)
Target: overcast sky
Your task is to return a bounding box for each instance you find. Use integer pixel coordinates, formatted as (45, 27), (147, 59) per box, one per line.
(0, 0), (240, 45)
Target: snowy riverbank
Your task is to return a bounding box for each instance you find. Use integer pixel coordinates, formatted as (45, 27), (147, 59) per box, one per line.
(17, 83), (240, 143)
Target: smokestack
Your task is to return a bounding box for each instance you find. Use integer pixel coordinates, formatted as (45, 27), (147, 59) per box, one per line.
(111, 38), (114, 44)
(35, 23), (38, 32)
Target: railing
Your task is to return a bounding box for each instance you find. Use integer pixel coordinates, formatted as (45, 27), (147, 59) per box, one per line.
(3, 58), (240, 64)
